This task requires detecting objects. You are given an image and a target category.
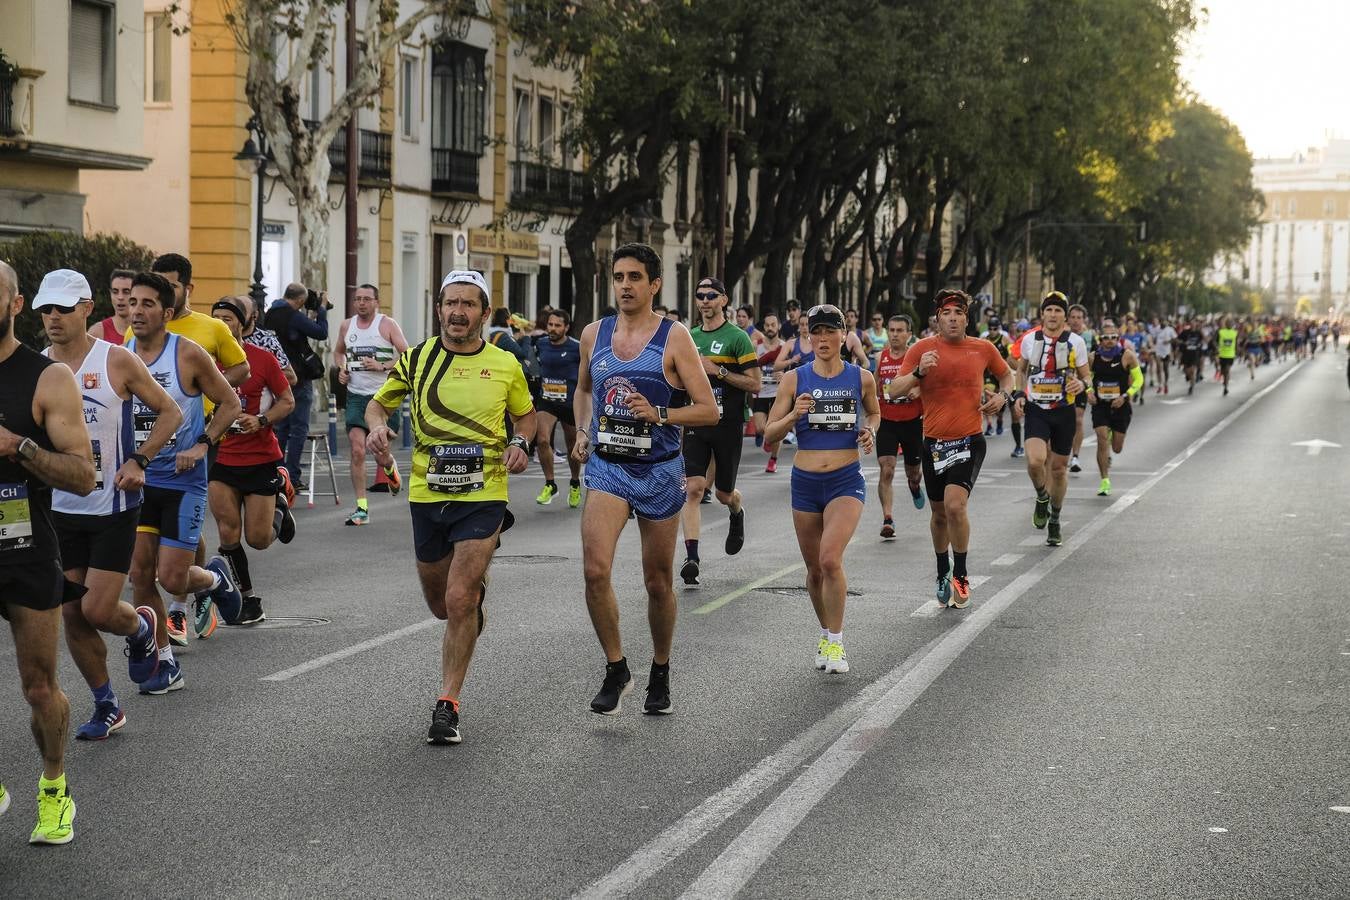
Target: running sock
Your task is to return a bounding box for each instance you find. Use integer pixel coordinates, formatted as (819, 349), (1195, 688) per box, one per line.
(1012, 422), (1023, 447)
(220, 543), (252, 595)
(953, 551), (968, 578)
(437, 695), (459, 711)
(821, 628), (830, 640)
(569, 478), (581, 487)
(134, 613), (151, 643)
(169, 600), (188, 615)
(92, 680), (116, 707)
(39, 773), (65, 792)
(1050, 505), (1062, 523)
(157, 646), (174, 663)
(936, 551), (951, 578)
(356, 498), (368, 512)
(1036, 488), (1051, 503)
(685, 539), (699, 562)
(545, 481), (557, 491)
(827, 630), (843, 644)
(883, 516), (894, 525)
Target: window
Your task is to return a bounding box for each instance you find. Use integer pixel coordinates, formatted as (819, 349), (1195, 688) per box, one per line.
(560, 100), (575, 166)
(514, 88), (531, 156)
(400, 55), (419, 140)
(308, 61), (322, 121)
(70, 0), (116, 107)
(431, 42), (486, 154)
(538, 96), (555, 162)
(146, 13), (172, 103)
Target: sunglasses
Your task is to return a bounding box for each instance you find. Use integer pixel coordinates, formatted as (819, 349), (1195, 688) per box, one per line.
(807, 304), (842, 317)
(695, 291), (721, 301)
(1100, 334), (1119, 340)
(35, 304), (76, 316)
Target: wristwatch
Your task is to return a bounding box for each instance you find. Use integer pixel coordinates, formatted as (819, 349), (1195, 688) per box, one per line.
(655, 405), (669, 425)
(716, 365), (729, 380)
(17, 437), (38, 461)
(258, 413), (270, 428)
(130, 452), (150, 470)
(913, 367), (926, 380)
(195, 433), (214, 448)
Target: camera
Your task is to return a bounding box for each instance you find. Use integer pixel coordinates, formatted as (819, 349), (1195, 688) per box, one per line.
(305, 288), (323, 312)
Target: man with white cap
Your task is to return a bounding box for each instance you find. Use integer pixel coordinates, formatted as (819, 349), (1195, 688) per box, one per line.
(37, 269), (181, 741)
(364, 270), (536, 746)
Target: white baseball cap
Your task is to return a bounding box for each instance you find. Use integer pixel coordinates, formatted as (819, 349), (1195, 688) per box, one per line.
(33, 269), (93, 309)
(440, 269), (490, 304)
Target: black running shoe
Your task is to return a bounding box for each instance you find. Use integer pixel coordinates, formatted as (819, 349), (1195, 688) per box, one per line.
(427, 699), (461, 744)
(237, 596), (266, 625)
(275, 494), (296, 545)
(1046, 520), (1063, 546)
(367, 483), (390, 493)
(644, 663), (672, 715)
(725, 507), (745, 556)
(680, 557), (700, 586)
(700, 489), (712, 504)
(590, 659), (632, 715)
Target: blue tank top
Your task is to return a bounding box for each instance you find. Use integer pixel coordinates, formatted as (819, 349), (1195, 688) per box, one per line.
(792, 336), (815, 369)
(535, 335), (581, 406)
(126, 333), (207, 490)
(589, 316), (680, 464)
(794, 361), (863, 451)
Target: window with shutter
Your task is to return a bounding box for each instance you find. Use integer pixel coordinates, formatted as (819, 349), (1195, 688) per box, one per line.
(70, 0), (115, 107)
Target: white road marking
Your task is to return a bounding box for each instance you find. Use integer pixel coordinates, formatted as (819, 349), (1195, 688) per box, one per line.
(910, 600), (943, 618)
(1208, 827), (1228, 834)
(1020, 535), (1047, 547)
(261, 618), (440, 682)
(1330, 806), (1350, 814)
(990, 553), (1023, 566)
(575, 361), (1305, 900)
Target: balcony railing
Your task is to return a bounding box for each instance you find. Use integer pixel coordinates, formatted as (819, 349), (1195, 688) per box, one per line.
(302, 121), (391, 182)
(432, 148), (480, 195)
(0, 78), (14, 136)
(510, 161), (587, 209)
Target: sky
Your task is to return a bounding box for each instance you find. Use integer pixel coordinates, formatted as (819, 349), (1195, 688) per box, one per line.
(1180, 0), (1350, 159)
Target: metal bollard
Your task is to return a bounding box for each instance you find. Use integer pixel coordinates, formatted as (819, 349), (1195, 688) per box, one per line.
(327, 391), (338, 449)
(401, 397), (412, 449)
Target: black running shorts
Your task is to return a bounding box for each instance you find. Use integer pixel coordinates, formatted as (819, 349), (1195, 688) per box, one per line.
(535, 400), (575, 428)
(210, 460), (285, 497)
(683, 423), (744, 493)
(876, 417), (923, 467)
(1024, 404), (1077, 457)
(921, 434), (986, 502)
(1090, 401), (1132, 434)
(410, 500), (513, 563)
(0, 558), (66, 619)
(53, 507), (140, 575)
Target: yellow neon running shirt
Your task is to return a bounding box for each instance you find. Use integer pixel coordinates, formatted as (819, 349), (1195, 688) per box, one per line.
(372, 336), (532, 503)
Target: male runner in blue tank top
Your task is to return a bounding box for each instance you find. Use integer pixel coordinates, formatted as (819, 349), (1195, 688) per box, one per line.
(573, 243), (720, 716)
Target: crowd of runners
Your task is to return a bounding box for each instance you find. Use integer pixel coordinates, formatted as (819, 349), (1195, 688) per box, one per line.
(0, 243), (1336, 844)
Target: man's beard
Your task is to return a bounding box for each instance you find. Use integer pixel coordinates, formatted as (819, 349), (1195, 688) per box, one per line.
(0, 307), (11, 341)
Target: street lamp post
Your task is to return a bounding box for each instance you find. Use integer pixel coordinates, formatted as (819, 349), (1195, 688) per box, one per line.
(234, 115), (269, 307)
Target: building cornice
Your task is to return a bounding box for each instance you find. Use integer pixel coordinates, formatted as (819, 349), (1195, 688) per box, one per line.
(0, 139), (151, 171)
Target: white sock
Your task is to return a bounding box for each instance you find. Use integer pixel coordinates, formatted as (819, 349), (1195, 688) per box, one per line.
(827, 630), (843, 645)
(157, 646), (174, 663)
(820, 628), (830, 641)
(169, 600), (188, 614)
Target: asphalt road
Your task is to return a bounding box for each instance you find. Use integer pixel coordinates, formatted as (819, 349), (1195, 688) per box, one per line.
(1, 349), (1347, 898)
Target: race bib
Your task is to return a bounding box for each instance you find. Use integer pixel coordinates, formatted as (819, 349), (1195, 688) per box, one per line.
(0, 483), (34, 552)
(91, 440), (104, 491)
(1029, 374), (1064, 405)
(133, 403), (173, 449)
(1096, 382), (1121, 401)
(930, 436), (972, 474)
(541, 378), (569, 402)
(596, 415), (653, 458)
(760, 366), (777, 387)
(712, 386), (724, 418)
(426, 444), (485, 495)
(808, 397), (857, 431)
(348, 345), (392, 374)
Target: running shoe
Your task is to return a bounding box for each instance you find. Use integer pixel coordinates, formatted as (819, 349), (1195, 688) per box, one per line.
(427, 699), (462, 745)
(950, 576), (971, 609)
(368, 482), (389, 493)
(1046, 520), (1063, 547)
(275, 492), (296, 544)
(125, 606), (159, 684)
(912, 488), (925, 510)
(0, 783), (9, 818)
(237, 596), (265, 626)
(700, 489), (712, 504)
(765, 457), (777, 474)
(643, 664), (672, 715)
(590, 659), (633, 715)
(880, 519), (895, 540)
(277, 466), (296, 507)
(1011, 446), (1025, 458)
(680, 557), (700, 587)
(984, 424), (993, 436)
(1097, 477), (1111, 496)
(536, 483), (558, 505)
(1033, 496), (1051, 529)
(568, 484), (582, 508)
(202, 556), (242, 625)
(823, 641), (849, 674)
(725, 507), (746, 555)
(75, 703), (125, 741)
(30, 782), (75, 845)
(166, 609), (189, 647)
(783, 431), (797, 446)
(1070, 456), (1082, 473)
(383, 460), (402, 496)
(345, 507), (370, 526)
(815, 636), (830, 670)
(935, 573), (952, 606)
(996, 423), (1004, 436)
(193, 596), (218, 638)
(139, 658), (184, 695)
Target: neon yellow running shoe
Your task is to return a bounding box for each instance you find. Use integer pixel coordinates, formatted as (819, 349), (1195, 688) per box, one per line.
(30, 778), (75, 845)
(0, 783), (10, 818)
(536, 483), (558, 505)
(814, 636), (829, 670)
(824, 641), (850, 675)
(568, 484), (581, 508)
(1097, 477), (1111, 496)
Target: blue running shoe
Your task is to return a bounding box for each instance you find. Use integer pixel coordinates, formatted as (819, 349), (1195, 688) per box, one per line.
(139, 658), (184, 695)
(75, 703), (125, 741)
(935, 573), (952, 607)
(912, 489), (925, 510)
(201, 557), (242, 625)
(125, 606), (159, 684)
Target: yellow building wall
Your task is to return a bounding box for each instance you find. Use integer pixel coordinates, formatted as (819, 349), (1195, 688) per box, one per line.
(378, 54), (394, 314)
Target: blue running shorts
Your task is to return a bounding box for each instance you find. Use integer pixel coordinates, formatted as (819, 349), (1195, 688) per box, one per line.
(584, 453), (686, 521)
(790, 462), (866, 514)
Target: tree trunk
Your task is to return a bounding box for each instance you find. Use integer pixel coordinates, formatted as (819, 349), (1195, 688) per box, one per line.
(295, 184), (330, 291)
(566, 228), (599, 324)
(759, 244), (791, 317)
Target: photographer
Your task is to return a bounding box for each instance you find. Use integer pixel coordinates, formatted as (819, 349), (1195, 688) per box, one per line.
(264, 282), (331, 489)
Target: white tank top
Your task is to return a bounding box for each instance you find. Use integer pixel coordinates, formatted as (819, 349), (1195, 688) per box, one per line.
(344, 313), (397, 395)
(45, 339), (140, 516)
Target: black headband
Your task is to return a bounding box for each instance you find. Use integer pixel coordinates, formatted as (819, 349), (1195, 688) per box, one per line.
(211, 298), (248, 324)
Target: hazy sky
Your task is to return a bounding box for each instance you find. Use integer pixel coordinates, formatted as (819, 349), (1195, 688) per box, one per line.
(1180, 0), (1350, 159)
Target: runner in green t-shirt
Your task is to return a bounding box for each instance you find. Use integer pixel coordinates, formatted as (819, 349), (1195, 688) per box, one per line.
(679, 277), (760, 587)
(1216, 316), (1238, 396)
